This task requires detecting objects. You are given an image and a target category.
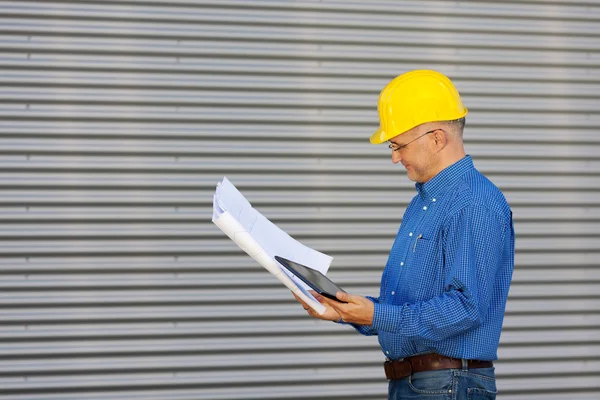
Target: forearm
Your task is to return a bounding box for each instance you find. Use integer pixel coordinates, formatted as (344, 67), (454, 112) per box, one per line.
(372, 280), (480, 341)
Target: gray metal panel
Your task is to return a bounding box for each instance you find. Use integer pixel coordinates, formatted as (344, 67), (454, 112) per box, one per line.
(0, 0), (599, 399)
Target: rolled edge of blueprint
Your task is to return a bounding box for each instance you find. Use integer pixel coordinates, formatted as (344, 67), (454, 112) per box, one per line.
(213, 211), (327, 315)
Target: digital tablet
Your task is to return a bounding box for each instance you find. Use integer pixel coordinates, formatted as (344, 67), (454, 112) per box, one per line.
(274, 255), (347, 303)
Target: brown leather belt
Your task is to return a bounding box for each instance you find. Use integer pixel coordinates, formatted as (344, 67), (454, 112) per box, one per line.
(384, 353), (493, 380)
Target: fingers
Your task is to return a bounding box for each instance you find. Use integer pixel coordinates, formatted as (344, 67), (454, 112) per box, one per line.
(320, 295), (342, 311)
(292, 293), (310, 311)
(292, 292), (318, 315)
(320, 292), (350, 309)
(336, 291), (350, 303)
(308, 290), (326, 303)
(293, 291), (342, 321)
(295, 290), (371, 325)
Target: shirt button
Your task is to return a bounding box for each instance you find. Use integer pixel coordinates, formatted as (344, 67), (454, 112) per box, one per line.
(432, 198), (436, 202)
(400, 262), (404, 266)
(391, 291), (395, 295)
(409, 232), (413, 237)
(386, 351), (390, 354)
(423, 206), (428, 210)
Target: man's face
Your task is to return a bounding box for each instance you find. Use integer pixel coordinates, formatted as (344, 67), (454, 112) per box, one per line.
(388, 127), (437, 183)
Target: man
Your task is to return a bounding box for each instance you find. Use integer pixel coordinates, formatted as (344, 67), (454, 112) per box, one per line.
(294, 70), (514, 400)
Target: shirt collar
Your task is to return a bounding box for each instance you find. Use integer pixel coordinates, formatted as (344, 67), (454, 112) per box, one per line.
(415, 155), (474, 200)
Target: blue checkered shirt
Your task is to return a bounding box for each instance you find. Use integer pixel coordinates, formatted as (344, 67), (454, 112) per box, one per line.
(343, 156), (514, 361)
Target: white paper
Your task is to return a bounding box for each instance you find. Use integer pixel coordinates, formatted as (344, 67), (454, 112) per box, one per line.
(212, 177), (333, 315)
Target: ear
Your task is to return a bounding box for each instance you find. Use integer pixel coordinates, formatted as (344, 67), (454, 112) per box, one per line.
(432, 129), (448, 150)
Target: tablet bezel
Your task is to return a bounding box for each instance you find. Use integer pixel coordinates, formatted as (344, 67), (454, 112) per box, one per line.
(275, 255), (346, 303)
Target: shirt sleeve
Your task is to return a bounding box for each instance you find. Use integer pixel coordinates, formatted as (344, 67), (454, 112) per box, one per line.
(335, 296), (379, 336)
(371, 204), (509, 341)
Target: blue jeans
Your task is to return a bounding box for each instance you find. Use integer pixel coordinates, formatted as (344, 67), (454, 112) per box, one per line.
(388, 366), (496, 399)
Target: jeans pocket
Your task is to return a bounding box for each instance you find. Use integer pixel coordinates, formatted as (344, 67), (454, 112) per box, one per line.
(408, 370), (453, 395)
(464, 367), (496, 382)
(467, 387), (497, 400)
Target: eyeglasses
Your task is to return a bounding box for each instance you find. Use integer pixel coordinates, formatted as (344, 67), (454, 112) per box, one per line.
(388, 129), (437, 152)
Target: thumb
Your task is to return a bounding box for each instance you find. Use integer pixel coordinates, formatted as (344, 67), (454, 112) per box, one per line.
(336, 291), (350, 303)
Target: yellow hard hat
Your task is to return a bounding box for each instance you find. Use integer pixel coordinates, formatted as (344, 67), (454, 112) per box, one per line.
(370, 70), (468, 144)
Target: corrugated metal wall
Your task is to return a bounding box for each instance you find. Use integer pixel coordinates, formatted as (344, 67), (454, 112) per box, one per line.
(0, 1), (599, 399)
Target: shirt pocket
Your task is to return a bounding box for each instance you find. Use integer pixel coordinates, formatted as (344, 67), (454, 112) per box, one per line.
(405, 235), (444, 299)
(411, 234), (438, 264)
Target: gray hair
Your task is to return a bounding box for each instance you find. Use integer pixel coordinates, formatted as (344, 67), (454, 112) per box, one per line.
(444, 117), (466, 138)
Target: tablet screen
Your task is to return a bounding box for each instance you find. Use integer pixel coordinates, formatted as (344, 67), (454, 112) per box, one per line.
(275, 255), (345, 301)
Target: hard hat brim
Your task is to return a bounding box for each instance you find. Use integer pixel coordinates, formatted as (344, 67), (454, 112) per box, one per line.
(370, 128), (389, 144)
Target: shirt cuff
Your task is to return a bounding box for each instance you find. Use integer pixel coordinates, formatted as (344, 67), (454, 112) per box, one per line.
(372, 301), (406, 334)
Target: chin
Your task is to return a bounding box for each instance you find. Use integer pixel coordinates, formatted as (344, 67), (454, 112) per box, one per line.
(407, 170), (426, 183)
(406, 172), (418, 182)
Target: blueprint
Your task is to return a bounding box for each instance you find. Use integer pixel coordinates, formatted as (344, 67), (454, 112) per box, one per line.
(212, 177), (333, 315)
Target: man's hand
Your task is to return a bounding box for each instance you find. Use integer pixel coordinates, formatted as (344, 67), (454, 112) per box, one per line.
(292, 291), (341, 322)
(321, 292), (374, 325)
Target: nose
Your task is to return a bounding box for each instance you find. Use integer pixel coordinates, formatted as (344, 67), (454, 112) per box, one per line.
(391, 149), (402, 164)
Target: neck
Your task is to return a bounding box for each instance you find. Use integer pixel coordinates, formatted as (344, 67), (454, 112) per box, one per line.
(437, 148), (466, 173)
(422, 148), (466, 183)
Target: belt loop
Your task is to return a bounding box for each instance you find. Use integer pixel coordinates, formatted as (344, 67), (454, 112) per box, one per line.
(461, 358), (468, 371)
